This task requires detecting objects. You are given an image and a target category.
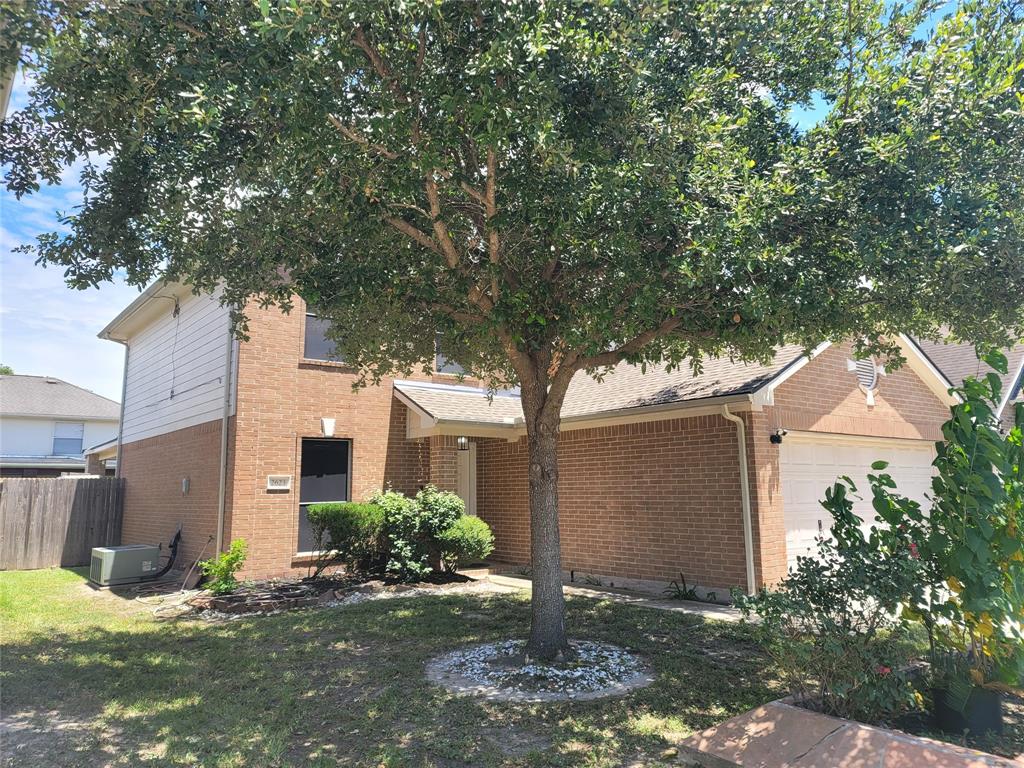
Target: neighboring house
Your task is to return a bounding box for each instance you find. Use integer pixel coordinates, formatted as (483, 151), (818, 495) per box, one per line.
(100, 282), (965, 597)
(915, 336), (1024, 434)
(0, 375), (120, 477)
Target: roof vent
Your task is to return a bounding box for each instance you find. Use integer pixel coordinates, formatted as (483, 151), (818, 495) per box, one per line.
(45, 379), (60, 385)
(847, 356), (886, 405)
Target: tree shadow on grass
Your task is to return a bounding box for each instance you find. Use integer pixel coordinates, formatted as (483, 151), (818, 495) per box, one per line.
(3, 586), (780, 767)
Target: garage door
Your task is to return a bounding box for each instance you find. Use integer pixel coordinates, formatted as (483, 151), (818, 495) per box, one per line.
(780, 435), (935, 571)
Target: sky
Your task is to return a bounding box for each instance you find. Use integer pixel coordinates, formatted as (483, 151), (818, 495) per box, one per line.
(1, 73), (142, 402)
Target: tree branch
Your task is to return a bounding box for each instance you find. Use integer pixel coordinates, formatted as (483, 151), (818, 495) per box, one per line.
(578, 317), (683, 370)
(352, 25), (410, 104)
(424, 174), (463, 271)
(385, 216), (441, 254)
(327, 115), (399, 160)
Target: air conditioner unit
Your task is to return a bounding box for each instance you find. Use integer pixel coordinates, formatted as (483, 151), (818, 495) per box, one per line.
(90, 544), (162, 586)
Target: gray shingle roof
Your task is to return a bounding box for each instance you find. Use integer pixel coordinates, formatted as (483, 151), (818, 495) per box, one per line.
(0, 375), (120, 420)
(396, 345), (808, 426)
(914, 337), (1024, 411)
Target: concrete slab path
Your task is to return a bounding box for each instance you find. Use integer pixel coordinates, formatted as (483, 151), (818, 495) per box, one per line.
(677, 700), (1023, 767)
(483, 573), (742, 622)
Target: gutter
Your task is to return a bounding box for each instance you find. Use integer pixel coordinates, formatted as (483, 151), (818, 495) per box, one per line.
(215, 324), (235, 553)
(114, 343), (129, 478)
(721, 404), (757, 596)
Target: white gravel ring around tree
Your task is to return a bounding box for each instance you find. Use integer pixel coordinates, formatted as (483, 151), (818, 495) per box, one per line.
(426, 640), (654, 702)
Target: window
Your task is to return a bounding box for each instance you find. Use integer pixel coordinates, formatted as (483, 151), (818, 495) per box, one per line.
(297, 438), (350, 552)
(303, 314), (344, 362)
(435, 334), (466, 376)
(52, 422), (84, 456)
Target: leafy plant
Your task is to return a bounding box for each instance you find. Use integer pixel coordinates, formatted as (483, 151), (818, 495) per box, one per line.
(306, 502), (385, 576)
(199, 539), (248, 596)
(865, 353), (1024, 695)
(663, 573), (716, 603)
(437, 515), (495, 572)
(736, 481), (924, 722)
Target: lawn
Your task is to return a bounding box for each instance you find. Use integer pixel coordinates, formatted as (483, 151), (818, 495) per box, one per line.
(0, 568), (780, 767)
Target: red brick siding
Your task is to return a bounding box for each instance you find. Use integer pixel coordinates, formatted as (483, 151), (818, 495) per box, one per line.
(119, 418), (230, 570)
(476, 414), (751, 591)
(769, 342), (950, 441)
(227, 301), (432, 578)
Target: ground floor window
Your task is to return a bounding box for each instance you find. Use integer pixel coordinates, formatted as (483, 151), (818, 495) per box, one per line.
(298, 438), (350, 552)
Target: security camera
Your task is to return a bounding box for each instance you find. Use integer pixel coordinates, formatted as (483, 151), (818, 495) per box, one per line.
(769, 428), (788, 444)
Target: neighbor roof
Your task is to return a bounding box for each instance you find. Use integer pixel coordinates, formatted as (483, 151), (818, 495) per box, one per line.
(0, 375), (120, 420)
(914, 337), (1024, 414)
(396, 345), (808, 426)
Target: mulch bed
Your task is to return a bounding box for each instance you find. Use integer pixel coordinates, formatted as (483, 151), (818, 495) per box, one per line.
(186, 571), (472, 616)
(890, 692), (1024, 760)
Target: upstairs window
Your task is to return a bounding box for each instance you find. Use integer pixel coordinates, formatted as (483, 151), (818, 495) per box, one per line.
(435, 334), (466, 376)
(53, 422), (84, 456)
(303, 314), (344, 362)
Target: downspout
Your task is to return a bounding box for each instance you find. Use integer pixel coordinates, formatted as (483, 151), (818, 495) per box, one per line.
(215, 325), (235, 554)
(114, 342), (129, 478)
(722, 405), (757, 596)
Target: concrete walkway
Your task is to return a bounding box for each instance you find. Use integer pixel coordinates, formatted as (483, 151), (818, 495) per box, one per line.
(483, 573), (742, 622)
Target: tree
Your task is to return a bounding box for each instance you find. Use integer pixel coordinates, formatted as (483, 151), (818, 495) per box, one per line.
(2, 0), (1022, 660)
(0, 364), (13, 376)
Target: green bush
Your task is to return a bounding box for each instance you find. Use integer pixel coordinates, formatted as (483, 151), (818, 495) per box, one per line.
(371, 489), (427, 580)
(199, 539), (248, 595)
(736, 481), (923, 723)
(306, 502), (384, 574)
(369, 485), (467, 580)
(438, 515), (494, 572)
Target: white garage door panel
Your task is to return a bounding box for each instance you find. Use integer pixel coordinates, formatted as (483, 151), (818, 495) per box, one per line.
(781, 436), (935, 571)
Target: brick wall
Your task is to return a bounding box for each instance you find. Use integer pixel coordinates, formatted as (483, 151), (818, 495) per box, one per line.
(476, 414), (751, 592)
(769, 342), (950, 441)
(227, 302), (432, 578)
(119, 418), (229, 570)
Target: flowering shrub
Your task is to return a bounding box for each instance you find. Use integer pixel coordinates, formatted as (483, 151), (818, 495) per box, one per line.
(737, 481), (923, 722)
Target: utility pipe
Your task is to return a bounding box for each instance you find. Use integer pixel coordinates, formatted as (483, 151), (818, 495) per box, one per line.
(215, 325), (235, 554)
(722, 405), (757, 596)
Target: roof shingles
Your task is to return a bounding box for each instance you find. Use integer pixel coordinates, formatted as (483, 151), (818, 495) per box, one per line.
(396, 345), (808, 426)
(0, 375), (120, 420)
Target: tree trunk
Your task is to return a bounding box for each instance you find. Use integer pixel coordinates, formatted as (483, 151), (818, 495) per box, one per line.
(520, 374), (572, 662)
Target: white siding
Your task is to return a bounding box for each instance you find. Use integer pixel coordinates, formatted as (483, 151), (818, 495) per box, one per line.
(0, 417), (118, 457)
(121, 291), (233, 444)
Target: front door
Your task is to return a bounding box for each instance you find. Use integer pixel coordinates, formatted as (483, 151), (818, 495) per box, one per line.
(456, 442), (477, 515)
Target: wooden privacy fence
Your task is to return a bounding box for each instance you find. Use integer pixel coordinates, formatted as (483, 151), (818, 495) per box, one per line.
(0, 477), (124, 570)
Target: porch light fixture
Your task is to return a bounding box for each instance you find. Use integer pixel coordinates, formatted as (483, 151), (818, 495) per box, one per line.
(456, 436), (469, 451)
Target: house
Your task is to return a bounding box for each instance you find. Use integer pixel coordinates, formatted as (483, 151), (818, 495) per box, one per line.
(0, 375), (120, 477)
(99, 282), (981, 596)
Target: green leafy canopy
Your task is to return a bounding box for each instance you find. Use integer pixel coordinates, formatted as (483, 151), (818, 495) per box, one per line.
(2, 0), (1022, 392)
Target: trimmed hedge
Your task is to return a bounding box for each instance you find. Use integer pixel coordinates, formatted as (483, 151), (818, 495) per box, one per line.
(438, 515), (495, 572)
(306, 502), (385, 574)
(308, 486), (495, 581)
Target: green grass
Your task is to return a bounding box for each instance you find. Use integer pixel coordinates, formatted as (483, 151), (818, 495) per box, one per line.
(1, 568), (781, 767)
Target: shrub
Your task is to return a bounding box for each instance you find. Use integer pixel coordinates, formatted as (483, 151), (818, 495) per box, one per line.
(736, 480), (924, 723)
(369, 485), (467, 580)
(306, 502), (384, 575)
(371, 489), (428, 580)
(414, 485), (464, 539)
(199, 539), (248, 595)
(438, 515), (494, 572)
